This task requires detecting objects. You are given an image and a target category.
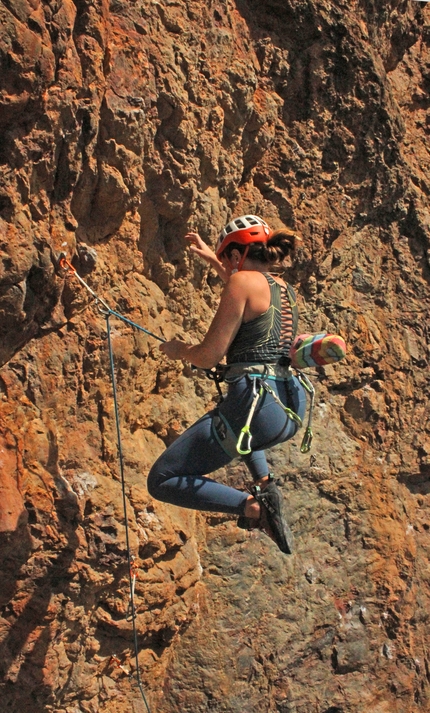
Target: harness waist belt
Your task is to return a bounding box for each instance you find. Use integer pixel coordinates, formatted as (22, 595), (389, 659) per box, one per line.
(224, 362), (293, 383)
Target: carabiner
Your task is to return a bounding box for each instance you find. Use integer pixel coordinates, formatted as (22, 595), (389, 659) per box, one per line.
(235, 377), (261, 455)
(237, 427), (253, 455)
(300, 426), (313, 453)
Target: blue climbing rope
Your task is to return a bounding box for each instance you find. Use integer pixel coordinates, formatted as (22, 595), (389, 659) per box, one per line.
(106, 313), (152, 713)
(105, 307), (165, 342)
(60, 258), (153, 712)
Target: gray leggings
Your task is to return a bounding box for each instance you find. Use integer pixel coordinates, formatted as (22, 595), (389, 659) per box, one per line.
(147, 375), (307, 516)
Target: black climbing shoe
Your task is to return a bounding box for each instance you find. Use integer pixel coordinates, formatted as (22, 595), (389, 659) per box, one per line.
(255, 480), (294, 554)
(238, 479), (294, 554)
(237, 514), (252, 530)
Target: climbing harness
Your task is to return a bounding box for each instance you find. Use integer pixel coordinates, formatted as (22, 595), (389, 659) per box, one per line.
(61, 257), (152, 713)
(196, 363), (225, 400)
(235, 371), (314, 456)
(210, 362), (315, 458)
(233, 373), (301, 455)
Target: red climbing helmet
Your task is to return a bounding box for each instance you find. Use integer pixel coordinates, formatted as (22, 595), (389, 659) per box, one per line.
(215, 215), (271, 258)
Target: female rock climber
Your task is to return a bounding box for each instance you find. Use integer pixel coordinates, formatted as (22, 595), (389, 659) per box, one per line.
(147, 215), (307, 554)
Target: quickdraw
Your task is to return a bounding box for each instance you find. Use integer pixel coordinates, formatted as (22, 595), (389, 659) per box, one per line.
(109, 654), (131, 676)
(236, 378), (264, 455)
(296, 371), (315, 453)
(60, 257), (165, 343)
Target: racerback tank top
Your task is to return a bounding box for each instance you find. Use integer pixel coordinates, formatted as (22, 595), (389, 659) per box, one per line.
(226, 273), (298, 365)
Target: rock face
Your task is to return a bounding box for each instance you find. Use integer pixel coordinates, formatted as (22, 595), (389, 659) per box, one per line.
(1, 1), (430, 712)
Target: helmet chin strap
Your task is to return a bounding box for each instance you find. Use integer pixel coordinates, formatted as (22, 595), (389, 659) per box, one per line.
(236, 245), (249, 272)
(227, 245), (250, 274)
(226, 257), (237, 274)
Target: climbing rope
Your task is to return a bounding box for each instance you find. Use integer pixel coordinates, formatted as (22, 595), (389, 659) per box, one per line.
(60, 258), (165, 343)
(106, 315), (151, 713)
(61, 258), (152, 713)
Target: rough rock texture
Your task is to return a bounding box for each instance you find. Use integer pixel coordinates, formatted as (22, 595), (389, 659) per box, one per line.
(0, 1), (430, 712)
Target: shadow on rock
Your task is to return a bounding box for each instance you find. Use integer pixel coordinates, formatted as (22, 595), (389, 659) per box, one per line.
(0, 488), (80, 713)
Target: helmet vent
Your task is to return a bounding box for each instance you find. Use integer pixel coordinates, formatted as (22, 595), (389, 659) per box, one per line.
(234, 219), (246, 229)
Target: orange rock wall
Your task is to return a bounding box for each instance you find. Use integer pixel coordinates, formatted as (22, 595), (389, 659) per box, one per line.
(0, 1), (429, 712)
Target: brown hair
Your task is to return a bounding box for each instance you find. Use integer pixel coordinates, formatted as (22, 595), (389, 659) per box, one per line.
(222, 228), (298, 265)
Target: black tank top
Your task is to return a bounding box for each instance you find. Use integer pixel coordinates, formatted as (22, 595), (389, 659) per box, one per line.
(226, 273), (298, 365)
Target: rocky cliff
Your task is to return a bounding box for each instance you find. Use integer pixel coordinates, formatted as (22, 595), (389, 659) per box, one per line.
(1, 1), (430, 712)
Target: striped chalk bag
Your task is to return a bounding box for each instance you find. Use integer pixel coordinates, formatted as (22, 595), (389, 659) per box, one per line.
(289, 333), (347, 369)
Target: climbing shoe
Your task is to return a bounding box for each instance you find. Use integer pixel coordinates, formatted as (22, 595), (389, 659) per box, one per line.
(238, 479), (294, 555)
(237, 514), (253, 530)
